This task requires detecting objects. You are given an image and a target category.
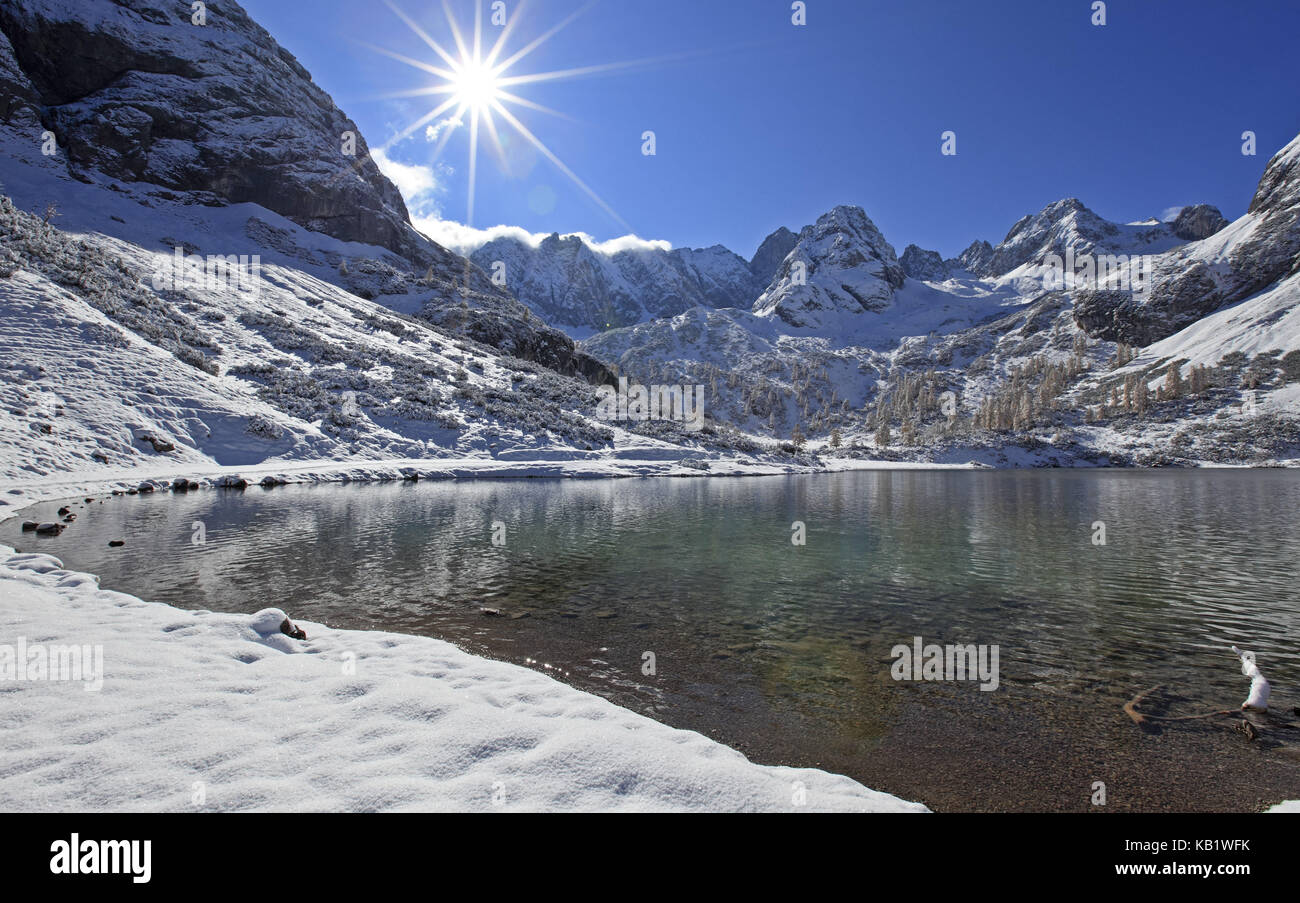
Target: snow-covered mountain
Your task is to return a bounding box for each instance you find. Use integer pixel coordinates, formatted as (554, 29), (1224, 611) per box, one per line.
(0, 0), (782, 485)
(2, 0), (1297, 474)
(464, 232), (770, 334)
(751, 206), (907, 333)
(902, 200), (1229, 285)
(1075, 137), (1300, 346)
(900, 245), (950, 282)
(986, 199), (1177, 277)
(582, 149), (1300, 465)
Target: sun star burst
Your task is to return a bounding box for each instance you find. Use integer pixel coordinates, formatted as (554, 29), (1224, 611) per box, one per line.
(368, 0), (654, 232)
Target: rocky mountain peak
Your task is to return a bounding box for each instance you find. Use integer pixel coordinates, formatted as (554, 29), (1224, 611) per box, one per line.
(1248, 134), (1300, 217)
(900, 244), (949, 281)
(1076, 132), (1300, 346)
(1171, 204), (1229, 241)
(951, 240), (995, 275)
(985, 197), (1120, 277)
(751, 205), (905, 332)
(749, 226), (797, 284)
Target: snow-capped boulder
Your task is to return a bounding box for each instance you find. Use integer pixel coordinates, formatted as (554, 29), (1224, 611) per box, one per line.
(752, 205), (905, 333)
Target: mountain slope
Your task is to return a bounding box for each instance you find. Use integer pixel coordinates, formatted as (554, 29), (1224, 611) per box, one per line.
(0, 0), (611, 383)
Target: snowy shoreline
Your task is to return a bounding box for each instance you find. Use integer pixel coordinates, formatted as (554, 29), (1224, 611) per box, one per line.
(6, 463), (1300, 813)
(7, 451), (1295, 532)
(0, 453), (977, 528)
(0, 542), (928, 813)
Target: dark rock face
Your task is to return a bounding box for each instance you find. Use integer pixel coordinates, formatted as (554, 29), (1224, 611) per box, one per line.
(749, 226), (798, 285)
(1075, 135), (1300, 345)
(0, 26), (38, 125)
(1074, 265), (1223, 346)
(1171, 204), (1229, 241)
(950, 240), (994, 275)
(900, 244), (949, 281)
(0, 0), (437, 260)
(418, 289), (616, 385)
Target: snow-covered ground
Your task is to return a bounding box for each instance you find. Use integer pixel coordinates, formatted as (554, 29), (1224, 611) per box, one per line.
(0, 544), (927, 813)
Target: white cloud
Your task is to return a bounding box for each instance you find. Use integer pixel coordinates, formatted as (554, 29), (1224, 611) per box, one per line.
(577, 232), (674, 255)
(1160, 205), (1188, 223)
(412, 216), (673, 257)
(371, 147), (443, 215)
(425, 117), (463, 143)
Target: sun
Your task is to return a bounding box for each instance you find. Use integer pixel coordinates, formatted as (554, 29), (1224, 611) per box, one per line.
(364, 0), (665, 232)
(448, 55), (502, 112)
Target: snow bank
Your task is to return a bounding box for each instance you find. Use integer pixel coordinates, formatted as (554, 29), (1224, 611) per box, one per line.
(0, 545), (927, 813)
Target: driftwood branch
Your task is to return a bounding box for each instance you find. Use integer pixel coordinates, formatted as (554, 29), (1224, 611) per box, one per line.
(1122, 685), (1236, 726)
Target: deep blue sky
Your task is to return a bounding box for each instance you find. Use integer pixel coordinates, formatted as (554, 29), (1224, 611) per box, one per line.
(241, 0), (1300, 259)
